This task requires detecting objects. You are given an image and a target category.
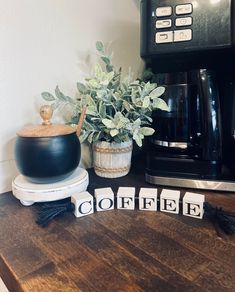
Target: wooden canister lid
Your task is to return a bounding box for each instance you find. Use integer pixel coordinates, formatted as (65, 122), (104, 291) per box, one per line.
(17, 105), (76, 138)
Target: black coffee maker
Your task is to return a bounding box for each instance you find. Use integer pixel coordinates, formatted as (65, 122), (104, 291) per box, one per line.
(141, 0), (235, 191)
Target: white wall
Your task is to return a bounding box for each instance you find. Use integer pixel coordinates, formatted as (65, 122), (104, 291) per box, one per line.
(0, 0), (143, 193)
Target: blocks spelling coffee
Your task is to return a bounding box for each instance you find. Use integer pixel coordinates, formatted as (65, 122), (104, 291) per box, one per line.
(71, 187), (205, 219)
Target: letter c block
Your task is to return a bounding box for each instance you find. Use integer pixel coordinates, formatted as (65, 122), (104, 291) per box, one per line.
(71, 191), (94, 218)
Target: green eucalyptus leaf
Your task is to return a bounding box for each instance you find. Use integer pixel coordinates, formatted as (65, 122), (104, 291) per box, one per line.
(143, 115), (153, 123)
(107, 71), (114, 81)
(64, 96), (76, 104)
(98, 102), (106, 118)
(88, 79), (100, 89)
(149, 86), (165, 98)
(106, 64), (113, 73)
(96, 41), (104, 52)
(94, 64), (103, 79)
(142, 96), (150, 108)
(110, 129), (119, 137)
(142, 68), (154, 82)
(143, 82), (157, 94)
(55, 86), (67, 101)
(140, 127), (155, 136)
(152, 97), (169, 111)
(93, 131), (101, 142)
(86, 108), (98, 116)
(79, 131), (90, 143)
(51, 101), (60, 110)
(100, 71), (114, 86)
(77, 82), (87, 94)
(123, 100), (131, 111)
(97, 90), (106, 99)
(87, 132), (95, 143)
(101, 56), (110, 65)
(41, 92), (55, 101)
(133, 133), (142, 147)
(133, 118), (141, 127)
(102, 118), (115, 128)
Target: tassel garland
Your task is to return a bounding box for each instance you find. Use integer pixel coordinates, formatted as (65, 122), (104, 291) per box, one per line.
(36, 196), (235, 236)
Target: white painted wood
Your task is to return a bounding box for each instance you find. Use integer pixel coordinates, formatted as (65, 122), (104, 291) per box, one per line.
(93, 140), (133, 178)
(12, 167), (89, 205)
(117, 187), (135, 210)
(0, 278), (9, 292)
(71, 191), (94, 218)
(139, 188), (158, 211)
(160, 189), (180, 214)
(95, 187), (114, 212)
(183, 192), (205, 219)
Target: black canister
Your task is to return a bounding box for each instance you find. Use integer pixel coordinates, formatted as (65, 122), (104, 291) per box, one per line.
(15, 105), (81, 183)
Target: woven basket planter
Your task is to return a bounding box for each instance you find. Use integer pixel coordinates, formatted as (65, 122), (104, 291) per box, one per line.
(92, 140), (133, 178)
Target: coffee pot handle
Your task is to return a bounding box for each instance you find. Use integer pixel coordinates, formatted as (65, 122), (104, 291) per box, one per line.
(197, 69), (222, 161)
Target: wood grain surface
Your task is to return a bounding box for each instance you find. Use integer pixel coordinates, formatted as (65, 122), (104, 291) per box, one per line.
(0, 163), (235, 291)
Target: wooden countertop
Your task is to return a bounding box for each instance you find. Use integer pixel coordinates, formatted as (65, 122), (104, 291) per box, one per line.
(0, 167), (235, 292)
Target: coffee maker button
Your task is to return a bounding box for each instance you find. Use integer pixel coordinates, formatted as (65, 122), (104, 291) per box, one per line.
(174, 29), (192, 42)
(156, 6), (172, 17)
(175, 17), (192, 27)
(176, 4), (193, 15)
(156, 19), (172, 29)
(156, 31), (173, 43)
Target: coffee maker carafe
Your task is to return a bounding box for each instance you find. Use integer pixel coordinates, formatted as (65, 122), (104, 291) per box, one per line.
(141, 0), (235, 191)
(146, 69), (222, 179)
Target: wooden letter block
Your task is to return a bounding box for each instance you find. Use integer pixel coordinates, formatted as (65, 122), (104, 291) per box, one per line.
(139, 188), (158, 211)
(71, 191), (94, 218)
(160, 189), (180, 214)
(183, 192), (205, 219)
(95, 187), (114, 212)
(117, 187), (135, 210)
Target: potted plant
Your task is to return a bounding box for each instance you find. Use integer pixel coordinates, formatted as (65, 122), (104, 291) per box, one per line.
(42, 41), (168, 178)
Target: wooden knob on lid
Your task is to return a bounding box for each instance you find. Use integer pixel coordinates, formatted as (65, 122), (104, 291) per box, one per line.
(40, 105), (53, 125)
(17, 104), (77, 137)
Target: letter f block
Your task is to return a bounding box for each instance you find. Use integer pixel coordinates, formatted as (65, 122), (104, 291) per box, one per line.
(71, 191), (94, 218)
(117, 187), (135, 210)
(139, 188), (158, 211)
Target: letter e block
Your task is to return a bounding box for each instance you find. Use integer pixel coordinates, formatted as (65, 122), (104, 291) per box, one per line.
(183, 192), (205, 219)
(139, 188), (158, 211)
(160, 189), (180, 214)
(95, 187), (114, 212)
(117, 187), (135, 210)
(71, 191), (94, 218)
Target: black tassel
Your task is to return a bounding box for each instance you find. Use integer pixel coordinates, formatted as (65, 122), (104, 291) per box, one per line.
(36, 200), (75, 227)
(204, 202), (235, 235)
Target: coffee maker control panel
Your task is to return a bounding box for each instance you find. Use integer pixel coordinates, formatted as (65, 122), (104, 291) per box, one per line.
(141, 0), (234, 67)
(155, 4), (193, 43)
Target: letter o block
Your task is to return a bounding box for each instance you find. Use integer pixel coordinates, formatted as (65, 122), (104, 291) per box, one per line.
(183, 192), (205, 219)
(160, 189), (180, 214)
(95, 187), (114, 212)
(71, 191), (94, 218)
